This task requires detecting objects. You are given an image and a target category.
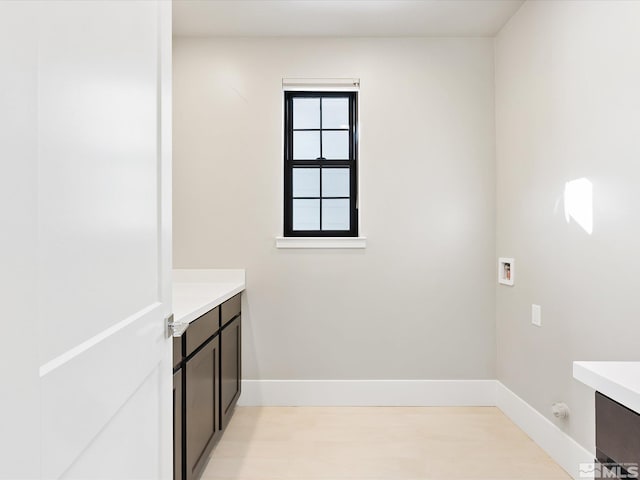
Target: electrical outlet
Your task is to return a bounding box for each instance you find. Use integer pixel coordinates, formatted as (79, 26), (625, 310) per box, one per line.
(531, 304), (542, 327)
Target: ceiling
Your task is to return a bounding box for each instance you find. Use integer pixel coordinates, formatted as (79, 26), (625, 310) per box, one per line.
(172, 0), (525, 38)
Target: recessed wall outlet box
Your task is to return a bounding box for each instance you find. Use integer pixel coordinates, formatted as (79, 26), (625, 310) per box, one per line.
(531, 304), (542, 327)
(498, 257), (514, 286)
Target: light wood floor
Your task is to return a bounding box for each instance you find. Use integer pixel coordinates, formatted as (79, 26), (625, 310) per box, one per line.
(202, 407), (570, 480)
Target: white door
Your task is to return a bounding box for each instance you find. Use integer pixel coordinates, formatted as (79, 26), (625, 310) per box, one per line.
(0, 1), (173, 479)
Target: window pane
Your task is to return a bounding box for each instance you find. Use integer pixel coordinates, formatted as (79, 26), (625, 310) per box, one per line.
(322, 199), (350, 231)
(322, 131), (349, 159)
(293, 98), (320, 129)
(293, 131), (320, 160)
(322, 168), (349, 197)
(293, 199), (320, 231)
(322, 97), (349, 129)
(293, 168), (319, 197)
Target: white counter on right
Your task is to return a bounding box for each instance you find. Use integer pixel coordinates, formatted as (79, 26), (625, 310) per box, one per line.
(573, 361), (640, 413)
(172, 269), (245, 326)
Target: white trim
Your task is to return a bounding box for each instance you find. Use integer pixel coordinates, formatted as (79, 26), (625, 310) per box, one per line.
(284, 85), (360, 92)
(236, 379), (593, 479)
(275, 236), (367, 249)
(283, 77), (360, 89)
(39, 302), (162, 377)
(495, 382), (594, 480)
(238, 379), (496, 406)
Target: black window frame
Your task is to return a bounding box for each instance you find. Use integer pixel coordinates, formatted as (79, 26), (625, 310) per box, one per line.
(283, 91), (358, 237)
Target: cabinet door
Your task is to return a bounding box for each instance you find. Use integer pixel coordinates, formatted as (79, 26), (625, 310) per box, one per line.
(173, 369), (183, 480)
(173, 336), (183, 370)
(596, 392), (640, 469)
(186, 337), (220, 480)
(221, 316), (241, 429)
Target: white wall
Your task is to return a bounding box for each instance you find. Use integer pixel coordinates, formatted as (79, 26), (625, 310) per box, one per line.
(495, 0), (640, 451)
(173, 37), (496, 381)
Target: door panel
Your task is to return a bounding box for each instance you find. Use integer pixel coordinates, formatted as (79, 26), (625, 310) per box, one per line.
(37, 0), (160, 365)
(61, 367), (163, 480)
(41, 305), (166, 478)
(0, 2), (40, 477)
(0, 1), (173, 478)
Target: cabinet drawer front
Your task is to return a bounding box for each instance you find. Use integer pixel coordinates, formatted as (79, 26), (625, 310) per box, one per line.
(185, 307), (219, 357)
(221, 294), (241, 328)
(596, 392), (640, 467)
(173, 336), (183, 370)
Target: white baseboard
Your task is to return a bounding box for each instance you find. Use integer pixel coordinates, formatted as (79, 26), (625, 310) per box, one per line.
(495, 382), (594, 480)
(238, 379), (497, 407)
(237, 379), (595, 480)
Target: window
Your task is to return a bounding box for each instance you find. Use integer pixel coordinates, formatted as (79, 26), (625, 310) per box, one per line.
(284, 91), (358, 237)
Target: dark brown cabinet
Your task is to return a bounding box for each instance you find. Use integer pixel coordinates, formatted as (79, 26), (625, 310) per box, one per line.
(173, 336), (184, 480)
(186, 307), (219, 357)
(596, 392), (640, 479)
(174, 293), (242, 480)
(173, 369), (183, 480)
(221, 293), (241, 328)
(186, 336), (221, 480)
(221, 315), (241, 429)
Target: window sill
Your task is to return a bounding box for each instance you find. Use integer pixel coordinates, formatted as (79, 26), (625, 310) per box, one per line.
(275, 236), (367, 249)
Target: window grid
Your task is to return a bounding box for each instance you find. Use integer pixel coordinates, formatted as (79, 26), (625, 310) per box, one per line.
(284, 91), (358, 237)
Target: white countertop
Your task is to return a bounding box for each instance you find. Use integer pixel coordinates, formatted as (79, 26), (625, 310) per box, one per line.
(573, 361), (640, 413)
(172, 269), (245, 326)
